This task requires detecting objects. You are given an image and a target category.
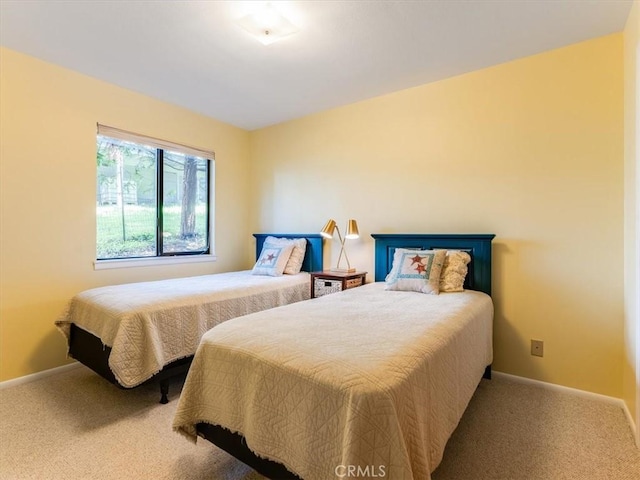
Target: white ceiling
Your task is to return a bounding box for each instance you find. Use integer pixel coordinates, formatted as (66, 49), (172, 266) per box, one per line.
(0, 0), (633, 131)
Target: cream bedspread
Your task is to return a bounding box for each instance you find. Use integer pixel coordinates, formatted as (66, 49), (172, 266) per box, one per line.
(173, 282), (493, 480)
(56, 271), (310, 388)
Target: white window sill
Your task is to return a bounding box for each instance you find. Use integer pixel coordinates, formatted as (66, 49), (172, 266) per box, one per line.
(94, 254), (217, 270)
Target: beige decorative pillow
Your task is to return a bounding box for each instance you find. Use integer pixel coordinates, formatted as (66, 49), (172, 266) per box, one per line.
(439, 250), (471, 292)
(264, 236), (307, 274)
(384, 248), (446, 294)
(251, 242), (295, 276)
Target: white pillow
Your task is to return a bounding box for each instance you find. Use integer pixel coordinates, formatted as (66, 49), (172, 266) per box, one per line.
(264, 236), (307, 274)
(439, 250), (471, 292)
(385, 248), (446, 294)
(252, 242), (295, 276)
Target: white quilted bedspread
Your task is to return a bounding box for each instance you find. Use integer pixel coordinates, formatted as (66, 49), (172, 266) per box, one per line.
(173, 282), (493, 480)
(56, 271), (310, 388)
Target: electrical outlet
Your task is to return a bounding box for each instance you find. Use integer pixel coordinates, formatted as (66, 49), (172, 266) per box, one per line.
(531, 339), (544, 357)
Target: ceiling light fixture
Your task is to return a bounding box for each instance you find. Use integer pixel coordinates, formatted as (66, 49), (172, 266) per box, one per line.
(236, 2), (299, 45)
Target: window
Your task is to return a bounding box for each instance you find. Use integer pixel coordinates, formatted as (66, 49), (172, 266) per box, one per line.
(96, 125), (213, 261)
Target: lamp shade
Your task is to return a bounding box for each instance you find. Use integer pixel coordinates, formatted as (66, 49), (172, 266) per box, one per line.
(320, 219), (337, 239)
(320, 218), (359, 273)
(346, 219), (359, 239)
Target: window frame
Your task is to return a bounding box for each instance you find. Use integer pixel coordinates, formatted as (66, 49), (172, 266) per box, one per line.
(94, 125), (216, 269)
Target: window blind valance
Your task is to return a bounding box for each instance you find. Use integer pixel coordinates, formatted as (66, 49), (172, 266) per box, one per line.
(97, 124), (215, 160)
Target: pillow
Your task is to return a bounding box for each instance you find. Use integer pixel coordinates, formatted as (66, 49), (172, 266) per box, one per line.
(439, 250), (472, 292)
(264, 236), (307, 274)
(385, 248), (446, 294)
(252, 242), (295, 276)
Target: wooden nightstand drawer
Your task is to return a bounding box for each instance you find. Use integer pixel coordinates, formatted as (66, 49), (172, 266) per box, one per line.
(310, 271), (367, 298)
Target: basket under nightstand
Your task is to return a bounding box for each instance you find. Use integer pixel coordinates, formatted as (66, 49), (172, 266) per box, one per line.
(310, 271), (367, 298)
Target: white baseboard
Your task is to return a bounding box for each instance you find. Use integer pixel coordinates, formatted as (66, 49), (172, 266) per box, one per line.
(492, 371), (624, 406)
(621, 400), (639, 448)
(0, 362), (81, 390)
(493, 371), (639, 447)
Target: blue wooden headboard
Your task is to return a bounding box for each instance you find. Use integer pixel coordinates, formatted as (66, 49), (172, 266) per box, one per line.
(253, 234), (324, 273)
(371, 234), (495, 295)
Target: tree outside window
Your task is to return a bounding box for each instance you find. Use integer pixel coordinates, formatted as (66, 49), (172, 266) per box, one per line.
(96, 134), (211, 260)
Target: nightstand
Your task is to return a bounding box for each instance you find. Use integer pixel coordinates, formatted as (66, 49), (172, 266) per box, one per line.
(310, 271), (367, 298)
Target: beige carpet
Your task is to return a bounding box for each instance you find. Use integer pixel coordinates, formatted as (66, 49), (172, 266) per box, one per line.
(0, 366), (638, 480)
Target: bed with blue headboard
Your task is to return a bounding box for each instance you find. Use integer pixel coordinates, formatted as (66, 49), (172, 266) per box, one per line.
(254, 233), (323, 273)
(56, 233), (323, 404)
(371, 233), (494, 294)
(176, 233), (495, 480)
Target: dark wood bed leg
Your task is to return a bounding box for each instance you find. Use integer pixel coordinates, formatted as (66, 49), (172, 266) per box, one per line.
(159, 380), (169, 404)
(483, 365), (492, 379)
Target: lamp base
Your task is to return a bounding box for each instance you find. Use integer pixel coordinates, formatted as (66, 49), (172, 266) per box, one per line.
(330, 267), (356, 273)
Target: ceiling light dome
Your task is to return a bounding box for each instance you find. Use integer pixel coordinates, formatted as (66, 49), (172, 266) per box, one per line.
(236, 2), (299, 45)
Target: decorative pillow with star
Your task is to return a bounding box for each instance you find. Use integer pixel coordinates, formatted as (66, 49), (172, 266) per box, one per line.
(251, 241), (295, 276)
(384, 248), (447, 294)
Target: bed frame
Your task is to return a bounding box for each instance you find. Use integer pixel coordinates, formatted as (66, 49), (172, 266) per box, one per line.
(195, 233), (495, 479)
(67, 233), (323, 404)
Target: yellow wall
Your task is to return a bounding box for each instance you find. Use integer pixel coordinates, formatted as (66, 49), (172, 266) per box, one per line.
(0, 34), (628, 400)
(624, 0), (640, 439)
(249, 35), (624, 397)
(0, 48), (251, 381)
